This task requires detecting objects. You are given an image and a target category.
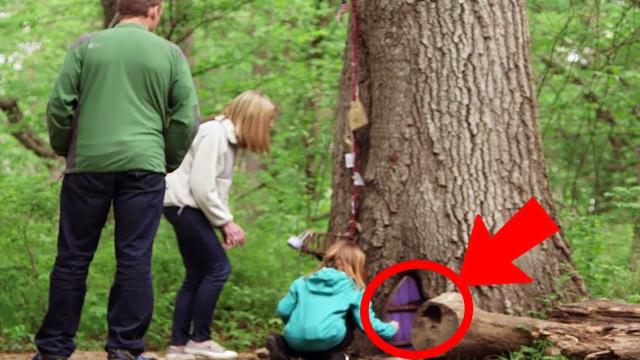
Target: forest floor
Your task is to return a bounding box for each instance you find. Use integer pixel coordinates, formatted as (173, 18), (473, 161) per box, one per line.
(0, 351), (259, 360)
(0, 352), (258, 360)
(0, 352), (401, 360)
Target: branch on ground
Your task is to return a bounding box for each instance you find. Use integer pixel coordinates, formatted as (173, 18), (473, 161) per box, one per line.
(0, 98), (60, 160)
(413, 293), (640, 359)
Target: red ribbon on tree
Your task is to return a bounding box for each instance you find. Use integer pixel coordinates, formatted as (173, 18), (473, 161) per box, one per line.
(347, 0), (363, 240)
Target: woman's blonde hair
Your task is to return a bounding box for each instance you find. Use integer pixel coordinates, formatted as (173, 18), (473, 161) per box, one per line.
(223, 90), (276, 153)
(321, 241), (367, 288)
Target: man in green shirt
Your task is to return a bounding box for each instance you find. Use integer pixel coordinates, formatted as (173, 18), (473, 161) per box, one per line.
(34, 1), (198, 359)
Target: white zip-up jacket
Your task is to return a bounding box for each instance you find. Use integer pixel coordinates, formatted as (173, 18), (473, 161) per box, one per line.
(164, 117), (237, 227)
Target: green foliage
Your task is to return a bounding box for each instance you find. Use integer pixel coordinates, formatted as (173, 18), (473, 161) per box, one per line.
(528, 0), (640, 304)
(529, 0), (640, 214)
(563, 210), (640, 302)
(502, 341), (569, 360)
(0, 0), (99, 133)
(0, 0), (335, 352)
(0, 140), (60, 351)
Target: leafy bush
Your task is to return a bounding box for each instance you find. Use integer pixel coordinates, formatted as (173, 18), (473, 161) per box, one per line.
(502, 341), (569, 360)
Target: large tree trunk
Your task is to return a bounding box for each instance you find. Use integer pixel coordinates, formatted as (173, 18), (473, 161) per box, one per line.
(329, 0), (589, 352)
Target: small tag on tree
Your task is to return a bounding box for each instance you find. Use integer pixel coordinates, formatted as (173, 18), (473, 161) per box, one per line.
(345, 153), (355, 168)
(353, 172), (365, 186)
(344, 137), (355, 152)
(348, 99), (369, 130)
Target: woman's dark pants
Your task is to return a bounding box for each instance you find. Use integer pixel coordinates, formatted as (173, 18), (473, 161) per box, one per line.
(163, 206), (232, 345)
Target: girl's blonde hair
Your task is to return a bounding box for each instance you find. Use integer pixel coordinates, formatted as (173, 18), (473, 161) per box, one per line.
(223, 90), (276, 153)
(322, 241), (367, 288)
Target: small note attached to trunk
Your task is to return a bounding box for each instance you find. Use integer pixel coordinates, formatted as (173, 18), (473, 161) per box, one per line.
(353, 172), (365, 186)
(348, 99), (369, 130)
(345, 153), (355, 168)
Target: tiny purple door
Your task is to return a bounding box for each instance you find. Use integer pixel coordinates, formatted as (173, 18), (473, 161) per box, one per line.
(385, 276), (424, 349)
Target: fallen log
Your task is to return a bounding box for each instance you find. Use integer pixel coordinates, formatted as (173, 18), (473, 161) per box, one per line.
(411, 293), (640, 359)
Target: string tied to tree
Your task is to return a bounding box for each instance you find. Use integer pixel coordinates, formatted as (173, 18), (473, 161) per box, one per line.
(344, 0), (368, 241)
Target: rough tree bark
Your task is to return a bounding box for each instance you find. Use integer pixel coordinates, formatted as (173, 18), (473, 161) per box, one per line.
(328, 0), (589, 352)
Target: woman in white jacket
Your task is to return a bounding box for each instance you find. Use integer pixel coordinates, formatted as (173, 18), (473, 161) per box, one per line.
(164, 91), (276, 359)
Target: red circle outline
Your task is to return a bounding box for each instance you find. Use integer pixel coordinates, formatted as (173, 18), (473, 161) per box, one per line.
(360, 260), (474, 359)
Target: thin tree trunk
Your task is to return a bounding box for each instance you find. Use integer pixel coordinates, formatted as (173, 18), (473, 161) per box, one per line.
(162, 0), (195, 60)
(631, 216), (640, 272)
(329, 0), (588, 353)
(302, 0), (339, 216)
(630, 146), (640, 272)
(101, 0), (118, 28)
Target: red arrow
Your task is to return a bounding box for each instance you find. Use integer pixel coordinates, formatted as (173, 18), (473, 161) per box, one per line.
(459, 198), (560, 286)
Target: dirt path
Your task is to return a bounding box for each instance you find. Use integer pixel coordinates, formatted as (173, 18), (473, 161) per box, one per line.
(0, 352), (261, 360)
(0, 352), (401, 360)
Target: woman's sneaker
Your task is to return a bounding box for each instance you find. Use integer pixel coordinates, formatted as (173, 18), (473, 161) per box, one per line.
(166, 345), (195, 360)
(184, 340), (238, 359)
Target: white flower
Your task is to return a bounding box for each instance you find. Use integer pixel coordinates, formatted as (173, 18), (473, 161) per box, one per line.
(20, 41), (42, 55)
(567, 51), (581, 63)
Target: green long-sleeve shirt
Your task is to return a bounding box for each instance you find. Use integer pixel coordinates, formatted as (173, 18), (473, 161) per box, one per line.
(47, 22), (199, 173)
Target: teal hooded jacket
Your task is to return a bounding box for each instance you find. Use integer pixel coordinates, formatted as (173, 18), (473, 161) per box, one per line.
(277, 267), (398, 352)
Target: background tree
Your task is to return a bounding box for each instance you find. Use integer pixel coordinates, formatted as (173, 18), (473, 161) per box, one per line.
(529, 0), (639, 291)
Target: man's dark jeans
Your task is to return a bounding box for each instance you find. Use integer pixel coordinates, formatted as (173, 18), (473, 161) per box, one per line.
(34, 172), (165, 358)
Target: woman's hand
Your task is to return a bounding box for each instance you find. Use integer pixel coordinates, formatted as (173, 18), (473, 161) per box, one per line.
(222, 221), (246, 248)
